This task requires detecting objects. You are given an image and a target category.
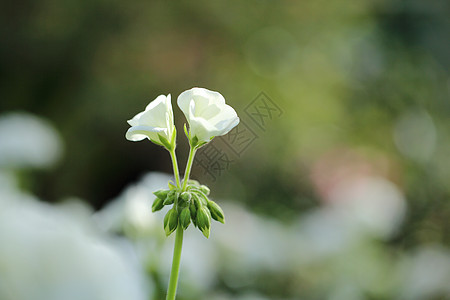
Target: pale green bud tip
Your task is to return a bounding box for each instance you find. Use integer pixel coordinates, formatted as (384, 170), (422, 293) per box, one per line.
(180, 207), (191, 230)
(199, 185), (210, 196)
(208, 200), (225, 224)
(187, 179), (200, 186)
(164, 209), (178, 236)
(152, 197), (164, 212)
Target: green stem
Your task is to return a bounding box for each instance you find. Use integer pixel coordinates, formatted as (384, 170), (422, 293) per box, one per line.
(182, 146), (197, 191)
(169, 149), (181, 188)
(166, 226), (184, 300)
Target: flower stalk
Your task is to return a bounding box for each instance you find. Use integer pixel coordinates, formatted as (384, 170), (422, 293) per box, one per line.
(126, 87), (238, 300)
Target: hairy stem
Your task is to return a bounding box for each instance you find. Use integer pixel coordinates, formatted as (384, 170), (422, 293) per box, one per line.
(166, 226), (184, 300)
(182, 146), (197, 191)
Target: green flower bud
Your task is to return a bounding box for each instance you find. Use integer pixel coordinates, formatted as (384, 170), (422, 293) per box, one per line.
(180, 192), (191, 202)
(191, 193), (202, 209)
(164, 208), (178, 236)
(207, 200), (225, 224)
(151, 197), (164, 212)
(190, 135), (199, 148)
(153, 189), (169, 200)
(189, 201), (197, 218)
(187, 179), (200, 186)
(179, 207), (191, 230)
(196, 206), (211, 238)
(163, 190), (177, 205)
(195, 191), (208, 206)
(199, 185), (210, 196)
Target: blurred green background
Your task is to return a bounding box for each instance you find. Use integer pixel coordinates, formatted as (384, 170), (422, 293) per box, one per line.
(1, 0), (449, 299)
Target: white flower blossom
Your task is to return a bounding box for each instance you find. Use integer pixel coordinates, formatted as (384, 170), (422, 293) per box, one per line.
(177, 88), (239, 143)
(126, 95), (175, 148)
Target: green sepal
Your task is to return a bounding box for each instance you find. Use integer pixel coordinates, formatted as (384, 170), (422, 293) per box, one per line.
(147, 135), (164, 147)
(189, 201), (197, 220)
(207, 200), (225, 224)
(168, 181), (177, 190)
(179, 207), (191, 230)
(190, 135), (199, 148)
(170, 127), (177, 146)
(158, 134), (173, 151)
(196, 206), (211, 238)
(164, 208), (178, 236)
(151, 197), (164, 212)
(183, 123), (189, 139)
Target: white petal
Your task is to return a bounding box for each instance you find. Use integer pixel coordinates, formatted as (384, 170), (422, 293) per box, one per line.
(189, 116), (218, 142)
(127, 111), (145, 127)
(145, 94), (167, 111)
(177, 87), (225, 117)
(208, 104), (238, 127)
(215, 116), (240, 136)
(125, 125), (165, 142)
(188, 100), (216, 142)
(139, 98), (169, 128)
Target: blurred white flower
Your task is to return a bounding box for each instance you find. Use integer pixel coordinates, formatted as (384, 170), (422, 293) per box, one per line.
(177, 87), (239, 143)
(94, 172), (172, 235)
(0, 112), (62, 169)
(126, 94), (175, 147)
(330, 176), (406, 239)
(0, 191), (151, 300)
(397, 246), (450, 300)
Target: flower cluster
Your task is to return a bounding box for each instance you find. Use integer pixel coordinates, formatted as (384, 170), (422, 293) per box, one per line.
(152, 180), (224, 238)
(126, 88), (239, 149)
(126, 87), (238, 238)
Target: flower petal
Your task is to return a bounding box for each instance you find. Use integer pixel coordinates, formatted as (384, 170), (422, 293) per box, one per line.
(125, 125), (166, 142)
(177, 87), (225, 117)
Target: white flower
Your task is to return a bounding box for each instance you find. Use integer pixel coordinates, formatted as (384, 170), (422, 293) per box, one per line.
(126, 95), (175, 148)
(177, 88), (239, 143)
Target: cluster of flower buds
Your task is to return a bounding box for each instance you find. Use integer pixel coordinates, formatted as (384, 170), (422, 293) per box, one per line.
(152, 180), (225, 238)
